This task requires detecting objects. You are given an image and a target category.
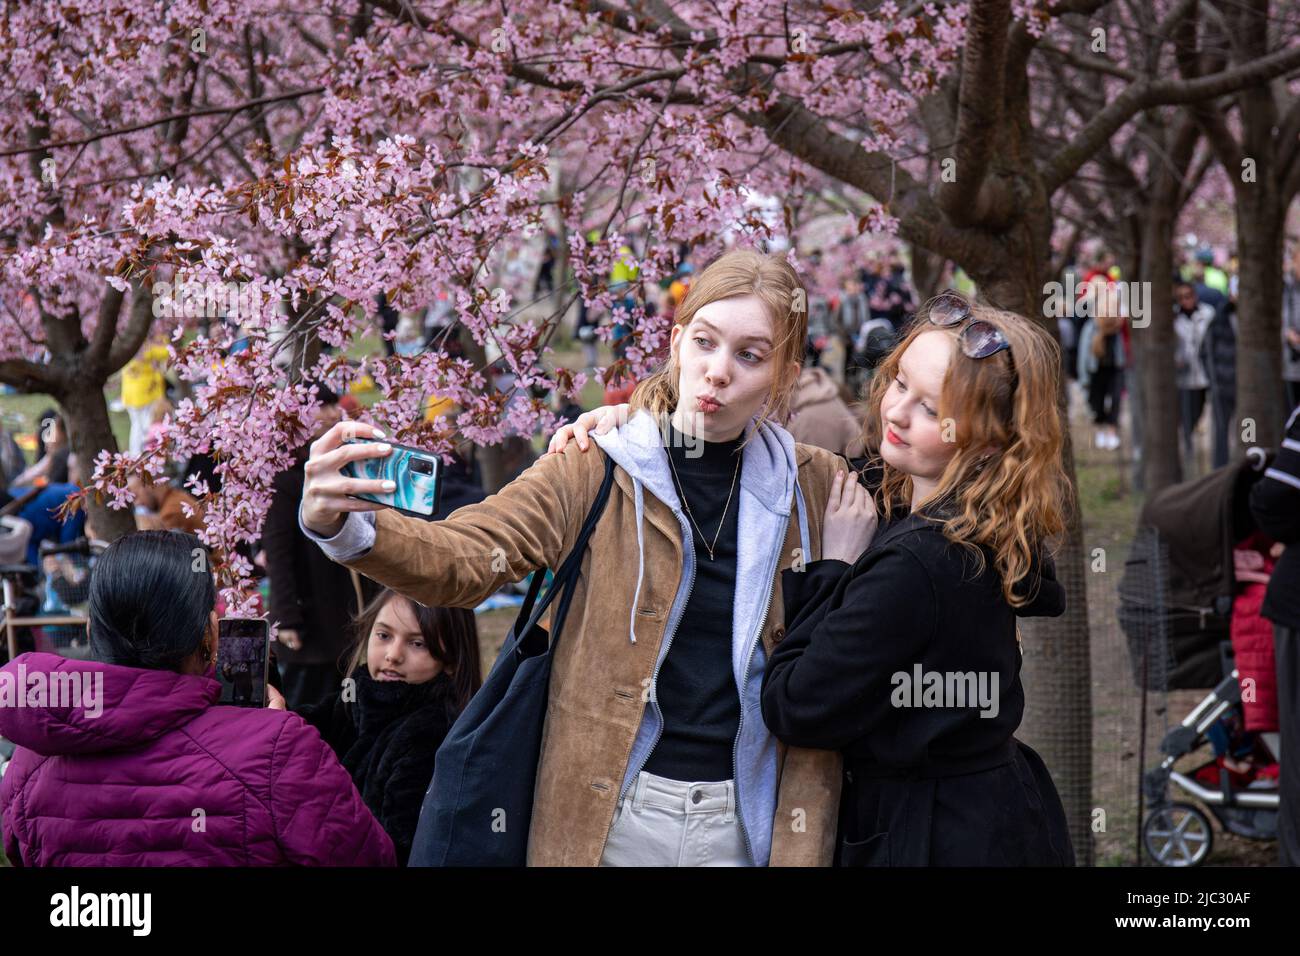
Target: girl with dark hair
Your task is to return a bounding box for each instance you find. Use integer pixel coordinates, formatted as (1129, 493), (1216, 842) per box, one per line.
(0, 530), (395, 866)
(296, 588), (483, 864)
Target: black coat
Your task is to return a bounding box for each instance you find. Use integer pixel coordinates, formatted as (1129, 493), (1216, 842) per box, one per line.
(263, 446), (380, 665)
(1251, 404), (1300, 630)
(298, 667), (459, 865)
(761, 506), (1075, 867)
(1199, 304), (1237, 401)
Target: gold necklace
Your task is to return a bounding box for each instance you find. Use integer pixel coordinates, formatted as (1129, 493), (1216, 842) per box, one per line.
(666, 445), (741, 561)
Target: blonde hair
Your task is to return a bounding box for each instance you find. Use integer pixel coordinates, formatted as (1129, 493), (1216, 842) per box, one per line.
(629, 249), (808, 429)
(861, 298), (1073, 607)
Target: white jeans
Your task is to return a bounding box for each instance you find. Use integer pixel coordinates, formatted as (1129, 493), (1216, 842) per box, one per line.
(126, 404), (153, 456)
(598, 770), (752, 867)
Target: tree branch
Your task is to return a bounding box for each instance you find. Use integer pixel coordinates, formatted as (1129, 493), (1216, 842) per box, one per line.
(106, 284), (157, 374)
(1035, 44), (1138, 82)
(0, 358), (58, 394)
(0, 86), (326, 160)
(1277, 94), (1300, 180)
(87, 283), (126, 371)
(735, 90), (965, 258)
(1041, 39), (1300, 194)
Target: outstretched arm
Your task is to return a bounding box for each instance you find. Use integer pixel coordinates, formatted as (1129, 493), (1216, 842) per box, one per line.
(300, 422), (598, 610)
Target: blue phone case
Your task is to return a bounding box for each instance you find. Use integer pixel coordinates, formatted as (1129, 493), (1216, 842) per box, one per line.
(340, 439), (442, 519)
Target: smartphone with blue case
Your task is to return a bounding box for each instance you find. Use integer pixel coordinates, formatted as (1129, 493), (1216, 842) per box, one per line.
(340, 438), (442, 519)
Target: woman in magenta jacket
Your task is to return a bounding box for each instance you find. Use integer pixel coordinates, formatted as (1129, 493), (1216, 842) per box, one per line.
(0, 531), (395, 866)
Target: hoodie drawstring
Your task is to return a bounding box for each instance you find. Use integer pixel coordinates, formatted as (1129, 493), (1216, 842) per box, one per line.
(629, 477), (646, 644)
(794, 479), (812, 559)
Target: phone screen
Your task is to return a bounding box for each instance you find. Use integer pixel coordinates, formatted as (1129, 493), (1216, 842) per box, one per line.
(340, 439), (441, 518)
(216, 618), (270, 708)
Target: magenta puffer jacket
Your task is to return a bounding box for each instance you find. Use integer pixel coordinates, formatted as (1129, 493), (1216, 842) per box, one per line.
(0, 652), (395, 866)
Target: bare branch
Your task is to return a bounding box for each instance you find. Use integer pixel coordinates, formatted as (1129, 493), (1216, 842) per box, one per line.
(0, 357), (58, 393)
(87, 283), (126, 370)
(106, 284), (158, 374)
(1035, 44), (1138, 82)
(0, 86), (326, 160)
(1041, 40), (1300, 194)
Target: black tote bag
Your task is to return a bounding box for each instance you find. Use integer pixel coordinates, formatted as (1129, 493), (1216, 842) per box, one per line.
(408, 453), (617, 866)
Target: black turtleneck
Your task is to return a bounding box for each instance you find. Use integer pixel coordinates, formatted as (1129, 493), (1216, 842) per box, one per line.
(643, 424), (745, 783)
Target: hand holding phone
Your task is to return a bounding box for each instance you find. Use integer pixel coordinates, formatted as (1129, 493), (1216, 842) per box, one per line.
(302, 421), (394, 536)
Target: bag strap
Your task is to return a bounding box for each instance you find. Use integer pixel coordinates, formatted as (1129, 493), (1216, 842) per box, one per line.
(348, 568), (365, 612)
(507, 452), (618, 655)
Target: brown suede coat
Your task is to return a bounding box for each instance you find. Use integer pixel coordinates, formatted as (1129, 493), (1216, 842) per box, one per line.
(341, 438), (846, 866)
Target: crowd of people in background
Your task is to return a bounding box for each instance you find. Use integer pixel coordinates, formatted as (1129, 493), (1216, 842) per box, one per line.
(1053, 239), (1300, 474)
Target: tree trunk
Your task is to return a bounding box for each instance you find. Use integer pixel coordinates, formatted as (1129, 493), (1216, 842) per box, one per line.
(1019, 424), (1094, 864)
(61, 381), (137, 542)
(1183, 0), (1291, 450)
(908, 244), (946, 301)
(1136, 206), (1184, 491)
(1234, 190), (1287, 449)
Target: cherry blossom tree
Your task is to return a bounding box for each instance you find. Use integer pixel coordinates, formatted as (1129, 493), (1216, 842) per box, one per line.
(0, 0), (974, 601)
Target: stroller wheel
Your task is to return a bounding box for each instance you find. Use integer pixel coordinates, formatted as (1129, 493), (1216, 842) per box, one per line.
(1143, 803), (1213, 866)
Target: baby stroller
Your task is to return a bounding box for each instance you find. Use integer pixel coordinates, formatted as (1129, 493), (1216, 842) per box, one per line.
(1120, 455), (1281, 866)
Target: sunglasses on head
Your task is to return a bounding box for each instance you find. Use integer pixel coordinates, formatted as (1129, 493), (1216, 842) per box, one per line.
(925, 292), (1011, 360)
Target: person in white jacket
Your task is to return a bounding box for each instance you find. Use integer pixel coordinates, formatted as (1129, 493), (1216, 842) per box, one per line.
(1174, 279), (1216, 472)
(1076, 276), (1127, 451)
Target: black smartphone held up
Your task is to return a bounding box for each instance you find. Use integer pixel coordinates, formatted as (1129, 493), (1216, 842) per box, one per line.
(216, 617), (271, 708)
(339, 438), (442, 519)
